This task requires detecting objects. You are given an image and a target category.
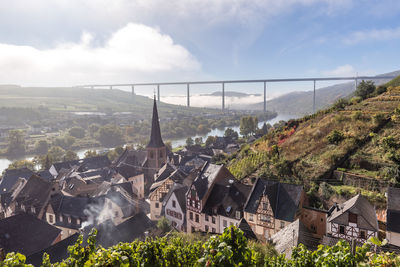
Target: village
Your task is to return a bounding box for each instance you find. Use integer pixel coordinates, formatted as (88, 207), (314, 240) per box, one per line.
(0, 99), (399, 265)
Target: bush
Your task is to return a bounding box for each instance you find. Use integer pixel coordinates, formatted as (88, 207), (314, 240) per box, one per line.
(68, 126), (86, 139)
(375, 85), (387, 95)
(327, 130), (345, 145)
(332, 98), (349, 110)
(352, 111), (363, 121)
(355, 80), (376, 99)
(372, 113), (386, 125)
(350, 96), (362, 104)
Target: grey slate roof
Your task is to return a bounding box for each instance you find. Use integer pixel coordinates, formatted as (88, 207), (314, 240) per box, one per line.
(192, 163), (230, 200)
(0, 213), (61, 256)
(327, 194), (378, 231)
(238, 218), (257, 240)
(272, 219), (320, 257)
(26, 233), (79, 266)
(387, 187), (400, 233)
(0, 168), (34, 195)
(203, 182), (252, 219)
(147, 99), (165, 148)
(244, 178), (303, 222)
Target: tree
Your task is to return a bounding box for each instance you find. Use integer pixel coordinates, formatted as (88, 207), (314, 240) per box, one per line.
(185, 137), (194, 147)
(6, 160), (35, 171)
(165, 141), (172, 151)
(224, 128), (239, 139)
(69, 126), (86, 139)
(97, 124), (125, 147)
(7, 130), (26, 156)
(35, 140), (49, 154)
(47, 146), (66, 163)
(84, 150), (98, 158)
(88, 124), (100, 137)
(355, 80), (376, 99)
(53, 135), (75, 150)
(205, 136), (217, 147)
(64, 150), (79, 161)
(260, 123), (271, 135)
(157, 217), (171, 233)
(240, 116), (258, 137)
(327, 130), (345, 145)
(194, 137), (203, 145)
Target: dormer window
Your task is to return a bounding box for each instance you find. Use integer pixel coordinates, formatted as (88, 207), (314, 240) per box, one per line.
(21, 204), (25, 212)
(59, 215), (63, 222)
(68, 216), (71, 224)
(77, 218), (81, 225)
(348, 212), (357, 224)
(31, 207), (36, 214)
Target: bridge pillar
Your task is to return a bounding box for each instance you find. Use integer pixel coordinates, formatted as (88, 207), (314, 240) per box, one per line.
(110, 85), (113, 90)
(222, 82), (225, 110)
(313, 80), (316, 114)
(157, 85), (160, 103)
(187, 84), (190, 107)
(355, 78), (358, 90)
(263, 82), (267, 113)
(131, 85), (135, 101)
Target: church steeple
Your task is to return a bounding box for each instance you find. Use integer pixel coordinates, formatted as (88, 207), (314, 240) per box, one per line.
(147, 97), (165, 148)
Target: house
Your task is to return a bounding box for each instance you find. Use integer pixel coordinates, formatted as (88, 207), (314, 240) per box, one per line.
(162, 183), (188, 231)
(0, 168), (34, 195)
(271, 219), (320, 258)
(300, 206), (327, 237)
(386, 187), (400, 247)
(149, 168), (190, 220)
(26, 233), (80, 266)
(114, 164), (145, 198)
(325, 194), (378, 244)
(238, 218), (257, 240)
(0, 213), (61, 256)
(202, 180), (252, 234)
(45, 194), (99, 239)
(186, 162), (235, 233)
(243, 178), (305, 240)
(6, 175), (56, 219)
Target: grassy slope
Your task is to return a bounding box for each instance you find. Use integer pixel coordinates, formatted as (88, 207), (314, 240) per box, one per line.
(0, 85), (220, 115)
(228, 75), (400, 207)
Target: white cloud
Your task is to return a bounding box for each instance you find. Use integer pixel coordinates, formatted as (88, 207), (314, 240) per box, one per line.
(322, 64), (356, 76)
(0, 23), (201, 86)
(321, 64), (376, 77)
(343, 27), (400, 45)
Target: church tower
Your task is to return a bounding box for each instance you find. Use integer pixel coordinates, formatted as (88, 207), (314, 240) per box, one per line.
(146, 98), (167, 172)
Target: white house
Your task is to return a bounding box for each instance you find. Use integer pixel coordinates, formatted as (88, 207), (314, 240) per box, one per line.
(162, 183), (188, 231)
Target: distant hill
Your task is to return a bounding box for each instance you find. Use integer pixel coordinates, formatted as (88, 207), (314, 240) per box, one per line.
(0, 85), (220, 118)
(202, 91), (261, 97)
(247, 70), (400, 116)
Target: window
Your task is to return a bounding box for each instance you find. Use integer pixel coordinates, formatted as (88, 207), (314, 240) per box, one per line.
(48, 214), (54, 224)
(360, 230), (366, 239)
(191, 226), (195, 233)
(190, 212), (193, 220)
(249, 214), (254, 222)
(205, 215), (209, 221)
(205, 225), (209, 232)
(21, 204), (25, 212)
(31, 207), (36, 214)
(280, 221), (285, 229)
(212, 217), (216, 224)
(235, 211), (241, 220)
(155, 202), (159, 208)
(339, 225), (345, 234)
(59, 215), (63, 222)
(311, 225), (316, 233)
(263, 202), (268, 210)
(191, 189), (196, 198)
(212, 228), (216, 233)
(68, 216), (71, 224)
(172, 200), (176, 208)
(77, 218), (80, 225)
(349, 213), (357, 224)
(115, 211), (119, 217)
(260, 214), (271, 223)
(223, 220), (227, 227)
(195, 214), (199, 223)
(166, 184), (170, 190)
(150, 151), (154, 159)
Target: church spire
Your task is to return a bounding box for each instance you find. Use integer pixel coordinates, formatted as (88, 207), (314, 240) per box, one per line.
(147, 97), (165, 148)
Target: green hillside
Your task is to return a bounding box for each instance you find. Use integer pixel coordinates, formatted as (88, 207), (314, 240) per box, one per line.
(225, 75), (400, 208)
(0, 85), (217, 116)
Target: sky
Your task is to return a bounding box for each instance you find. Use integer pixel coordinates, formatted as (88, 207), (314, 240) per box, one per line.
(0, 0), (399, 101)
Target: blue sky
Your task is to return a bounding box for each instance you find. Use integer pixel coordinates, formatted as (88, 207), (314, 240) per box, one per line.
(0, 0), (399, 98)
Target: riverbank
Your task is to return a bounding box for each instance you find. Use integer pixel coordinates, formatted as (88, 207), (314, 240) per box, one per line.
(0, 114), (296, 174)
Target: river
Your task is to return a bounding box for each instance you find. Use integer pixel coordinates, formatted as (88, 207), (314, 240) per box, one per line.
(0, 114), (295, 174)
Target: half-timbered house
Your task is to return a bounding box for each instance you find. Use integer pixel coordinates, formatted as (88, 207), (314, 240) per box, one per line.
(326, 194), (378, 244)
(243, 178), (305, 240)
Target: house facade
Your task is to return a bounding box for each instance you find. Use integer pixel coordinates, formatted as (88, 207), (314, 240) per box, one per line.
(163, 184), (187, 231)
(243, 178), (305, 240)
(326, 194), (378, 244)
(386, 187), (400, 247)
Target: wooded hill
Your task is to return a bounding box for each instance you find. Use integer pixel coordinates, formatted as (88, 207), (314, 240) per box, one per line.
(225, 74), (400, 209)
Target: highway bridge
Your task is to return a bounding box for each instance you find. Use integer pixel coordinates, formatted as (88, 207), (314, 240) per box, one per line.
(79, 75), (397, 113)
